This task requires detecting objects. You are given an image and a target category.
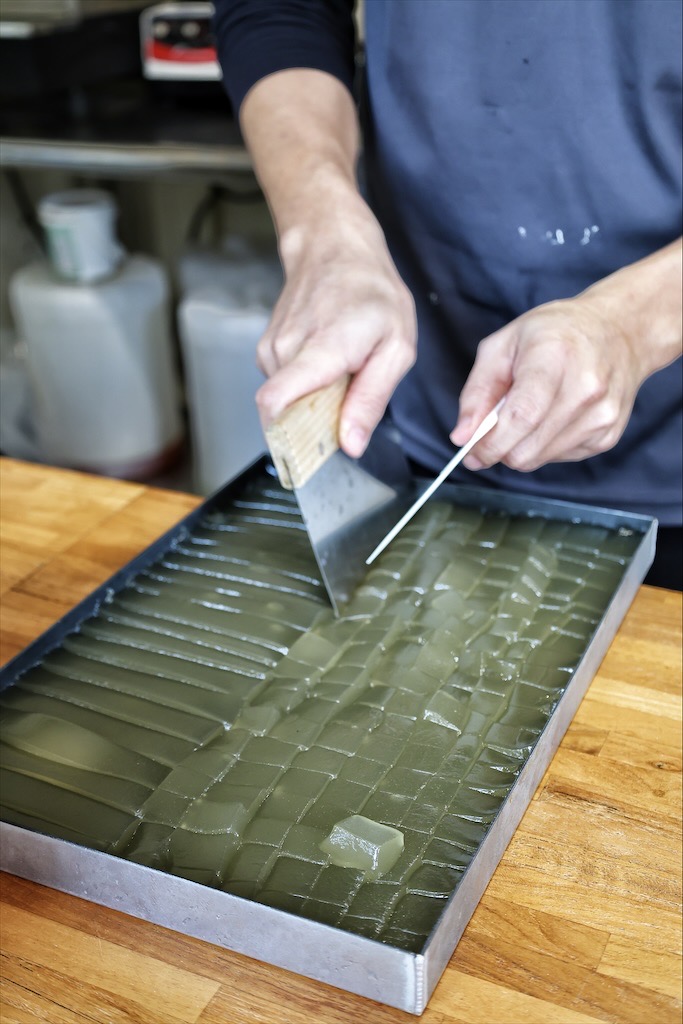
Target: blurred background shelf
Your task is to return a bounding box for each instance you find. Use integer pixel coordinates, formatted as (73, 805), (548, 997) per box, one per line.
(0, 79), (251, 178)
(0, 3), (272, 497)
(0, 135), (251, 177)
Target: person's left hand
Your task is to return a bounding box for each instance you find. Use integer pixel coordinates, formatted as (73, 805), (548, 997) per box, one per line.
(450, 241), (683, 471)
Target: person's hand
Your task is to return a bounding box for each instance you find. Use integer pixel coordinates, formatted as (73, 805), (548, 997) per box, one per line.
(236, 69), (416, 456)
(256, 197), (417, 458)
(451, 240), (683, 471)
(450, 297), (641, 470)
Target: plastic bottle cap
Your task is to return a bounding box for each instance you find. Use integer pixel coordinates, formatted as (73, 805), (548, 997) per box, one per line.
(38, 189), (124, 283)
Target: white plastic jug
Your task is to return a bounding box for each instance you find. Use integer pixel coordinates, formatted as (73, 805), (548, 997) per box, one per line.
(10, 255), (184, 479)
(177, 240), (282, 495)
(178, 288), (271, 494)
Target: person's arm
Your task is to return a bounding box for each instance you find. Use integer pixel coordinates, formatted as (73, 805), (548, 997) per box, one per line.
(240, 69), (416, 456)
(451, 237), (683, 471)
(213, 0), (416, 456)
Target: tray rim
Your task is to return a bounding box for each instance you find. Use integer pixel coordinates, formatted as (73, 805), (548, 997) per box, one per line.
(0, 458), (657, 1013)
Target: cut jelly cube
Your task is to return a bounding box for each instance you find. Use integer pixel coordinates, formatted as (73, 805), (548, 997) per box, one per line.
(320, 814), (404, 880)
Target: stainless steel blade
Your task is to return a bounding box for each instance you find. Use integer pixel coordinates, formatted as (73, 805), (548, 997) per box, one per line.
(294, 421), (413, 615)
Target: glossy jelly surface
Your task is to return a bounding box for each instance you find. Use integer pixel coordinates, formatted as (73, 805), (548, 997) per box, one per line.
(0, 475), (640, 951)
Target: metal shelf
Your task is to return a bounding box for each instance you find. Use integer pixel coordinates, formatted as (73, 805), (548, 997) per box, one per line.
(0, 80), (252, 178)
(0, 136), (251, 176)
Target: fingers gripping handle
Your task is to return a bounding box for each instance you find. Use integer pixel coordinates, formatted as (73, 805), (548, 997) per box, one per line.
(265, 376), (350, 490)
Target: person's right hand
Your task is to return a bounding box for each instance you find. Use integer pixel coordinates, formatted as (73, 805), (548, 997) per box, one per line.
(236, 67), (415, 454)
(255, 193), (417, 458)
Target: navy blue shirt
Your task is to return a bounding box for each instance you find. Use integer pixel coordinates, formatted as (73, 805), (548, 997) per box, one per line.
(214, 0), (683, 525)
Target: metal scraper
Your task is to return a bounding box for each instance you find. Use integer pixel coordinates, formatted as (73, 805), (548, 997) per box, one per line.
(265, 376), (413, 616)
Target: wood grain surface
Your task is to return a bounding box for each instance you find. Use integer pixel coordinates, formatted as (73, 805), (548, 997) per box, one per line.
(0, 457), (680, 1024)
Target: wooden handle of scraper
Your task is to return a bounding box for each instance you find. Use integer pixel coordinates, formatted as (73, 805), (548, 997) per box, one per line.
(265, 375), (350, 489)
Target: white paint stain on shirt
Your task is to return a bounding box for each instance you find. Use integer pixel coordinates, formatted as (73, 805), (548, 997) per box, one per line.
(516, 225), (600, 246)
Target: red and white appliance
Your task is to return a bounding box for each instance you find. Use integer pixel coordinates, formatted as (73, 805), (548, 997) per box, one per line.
(140, 2), (220, 81)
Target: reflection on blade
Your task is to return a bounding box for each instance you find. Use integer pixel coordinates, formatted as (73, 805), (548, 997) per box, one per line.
(294, 422), (413, 615)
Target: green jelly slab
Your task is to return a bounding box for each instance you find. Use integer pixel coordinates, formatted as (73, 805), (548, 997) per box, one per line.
(0, 472), (641, 952)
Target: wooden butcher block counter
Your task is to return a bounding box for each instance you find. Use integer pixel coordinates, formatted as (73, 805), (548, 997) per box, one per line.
(0, 457), (681, 1024)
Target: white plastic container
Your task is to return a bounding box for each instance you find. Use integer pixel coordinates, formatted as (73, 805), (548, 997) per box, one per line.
(178, 237), (280, 298)
(178, 289), (269, 495)
(10, 255), (184, 478)
(177, 241), (281, 495)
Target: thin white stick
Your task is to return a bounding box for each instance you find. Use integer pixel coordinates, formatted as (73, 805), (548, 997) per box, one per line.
(365, 398), (505, 565)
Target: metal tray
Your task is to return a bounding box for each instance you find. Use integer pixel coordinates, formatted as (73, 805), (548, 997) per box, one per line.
(0, 457), (656, 1015)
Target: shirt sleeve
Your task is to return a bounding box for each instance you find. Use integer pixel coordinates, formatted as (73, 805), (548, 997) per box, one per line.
(212, 0), (357, 114)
